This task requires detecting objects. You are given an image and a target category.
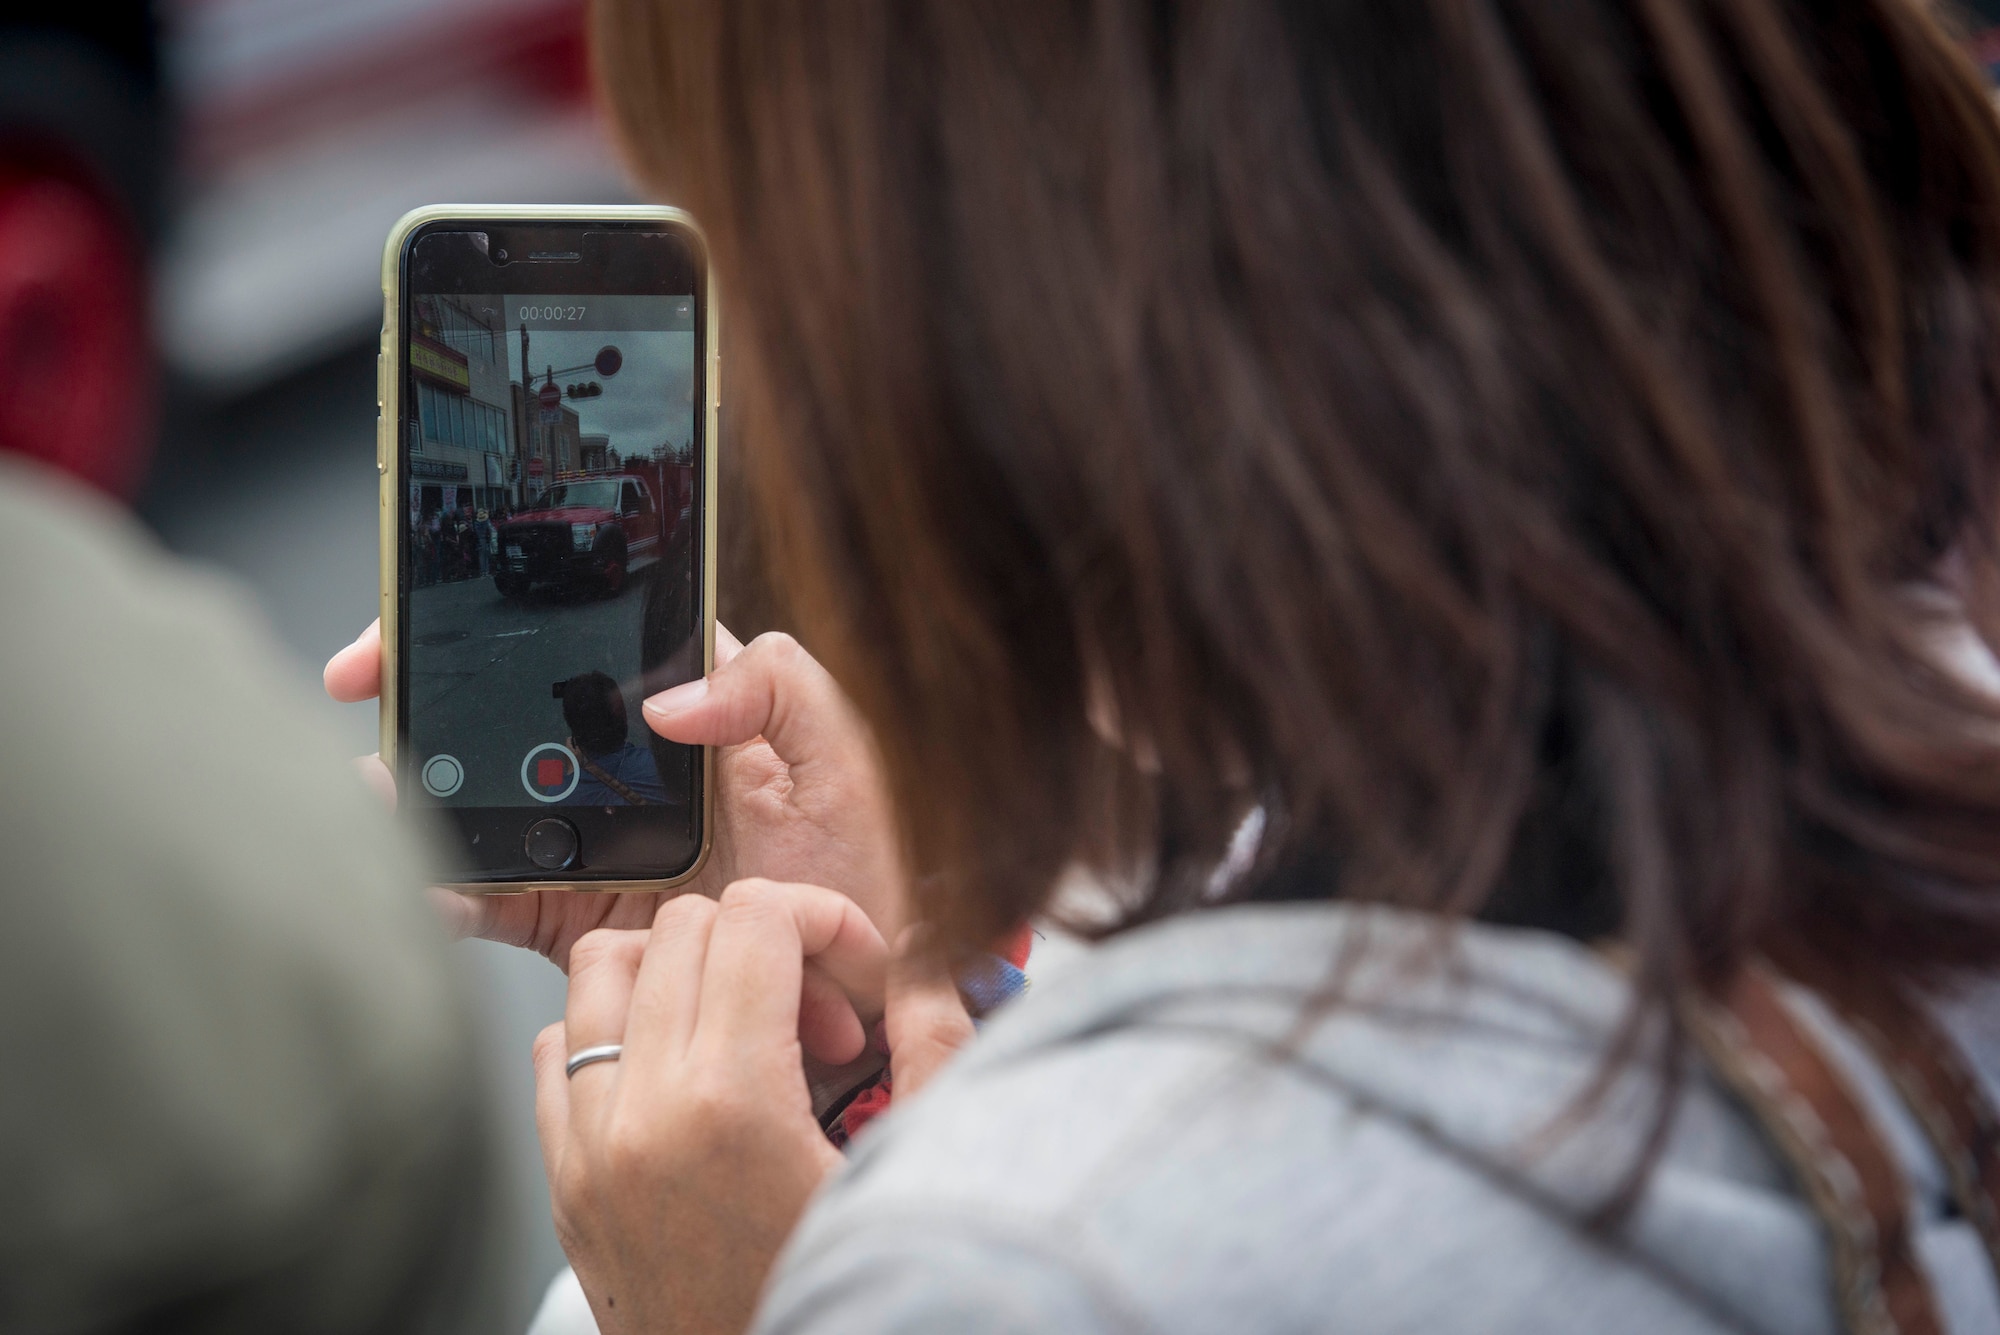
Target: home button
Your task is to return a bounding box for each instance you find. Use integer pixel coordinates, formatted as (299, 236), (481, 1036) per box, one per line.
(523, 817), (580, 871)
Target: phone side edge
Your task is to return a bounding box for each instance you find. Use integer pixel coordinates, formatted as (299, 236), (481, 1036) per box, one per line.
(377, 210), (438, 777)
(693, 216), (720, 893)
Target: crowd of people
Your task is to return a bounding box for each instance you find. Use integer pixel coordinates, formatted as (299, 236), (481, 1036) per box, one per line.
(412, 503), (503, 587)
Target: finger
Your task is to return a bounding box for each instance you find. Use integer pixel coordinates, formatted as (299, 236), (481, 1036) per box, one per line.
(561, 929), (649, 1122)
(689, 880), (887, 1062)
(468, 891), (665, 973)
(325, 620), (382, 703)
(531, 1022), (573, 1191)
(425, 886), (488, 941)
(564, 928), (649, 1051)
(353, 753), (396, 809)
(641, 632), (861, 779)
(886, 930), (976, 1098)
(620, 893), (721, 1067)
(798, 960), (866, 1066)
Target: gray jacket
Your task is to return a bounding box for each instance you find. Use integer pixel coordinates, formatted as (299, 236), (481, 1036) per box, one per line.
(755, 904), (2000, 1334)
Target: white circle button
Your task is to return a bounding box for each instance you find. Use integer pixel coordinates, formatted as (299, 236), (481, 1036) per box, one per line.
(521, 742), (581, 803)
(420, 754), (465, 797)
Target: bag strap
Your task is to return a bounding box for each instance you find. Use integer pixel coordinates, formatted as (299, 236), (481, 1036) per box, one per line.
(1781, 957), (2000, 1283)
(1683, 960), (1944, 1335)
(572, 744), (659, 806)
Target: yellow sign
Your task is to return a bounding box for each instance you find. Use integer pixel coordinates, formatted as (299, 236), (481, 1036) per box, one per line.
(410, 339), (471, 392)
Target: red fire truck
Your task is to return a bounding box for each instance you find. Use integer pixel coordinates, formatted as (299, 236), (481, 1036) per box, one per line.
(492, 457), (693, 599)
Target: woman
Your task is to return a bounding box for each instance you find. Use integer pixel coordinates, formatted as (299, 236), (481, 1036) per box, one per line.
(331, 1), (2000, 1331)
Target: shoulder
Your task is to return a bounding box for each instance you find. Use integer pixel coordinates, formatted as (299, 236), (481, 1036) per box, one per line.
(0, 459), (437, 902)
(757, 1214), (1143, 1335)
(0, 460), (446, 955)
(762, 1032), (1733, 1335)
(757, 909), (1761, 1335)
(0, 460), (493, 1321)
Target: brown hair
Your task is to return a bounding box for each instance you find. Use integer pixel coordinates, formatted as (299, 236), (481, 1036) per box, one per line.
(597, 0), (2000, 1007)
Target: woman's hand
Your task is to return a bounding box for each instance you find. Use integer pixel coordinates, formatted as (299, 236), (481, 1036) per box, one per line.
(533, 881), (973, 1335)
(324, 621), (905, 969)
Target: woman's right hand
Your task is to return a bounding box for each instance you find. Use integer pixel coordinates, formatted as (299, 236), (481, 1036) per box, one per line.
(325, 621), (905, 972)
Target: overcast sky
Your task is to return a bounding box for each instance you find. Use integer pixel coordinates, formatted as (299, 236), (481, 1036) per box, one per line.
(515, 327), (696, 458)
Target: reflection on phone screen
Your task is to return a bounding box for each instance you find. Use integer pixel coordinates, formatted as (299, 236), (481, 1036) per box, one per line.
(400, 250), (704, 880)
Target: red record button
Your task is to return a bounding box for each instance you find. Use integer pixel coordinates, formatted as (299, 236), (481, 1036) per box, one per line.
(521, 742), (579, 802)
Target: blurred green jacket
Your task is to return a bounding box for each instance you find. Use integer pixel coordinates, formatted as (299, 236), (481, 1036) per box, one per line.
(0, 457), (506, 1334)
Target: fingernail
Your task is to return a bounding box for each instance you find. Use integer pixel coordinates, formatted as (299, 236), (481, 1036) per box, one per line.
(643, 677), (709, 717)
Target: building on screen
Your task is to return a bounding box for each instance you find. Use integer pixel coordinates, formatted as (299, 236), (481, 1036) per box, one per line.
(409, 295), (516, 519)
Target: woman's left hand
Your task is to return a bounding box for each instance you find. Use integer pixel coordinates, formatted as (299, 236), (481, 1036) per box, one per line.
(532, 879), (975, 1335)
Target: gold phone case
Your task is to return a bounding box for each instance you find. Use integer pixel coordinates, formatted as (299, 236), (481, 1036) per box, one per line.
(378, 204), (718, 893)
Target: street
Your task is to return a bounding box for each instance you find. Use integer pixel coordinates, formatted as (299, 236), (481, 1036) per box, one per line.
(406, 558), (658, 807)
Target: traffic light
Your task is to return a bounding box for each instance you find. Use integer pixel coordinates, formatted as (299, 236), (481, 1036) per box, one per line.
(565, 381), (603, 400)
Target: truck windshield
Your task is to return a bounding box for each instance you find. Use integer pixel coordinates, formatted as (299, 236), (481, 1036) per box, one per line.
(536, 480), (620, 511)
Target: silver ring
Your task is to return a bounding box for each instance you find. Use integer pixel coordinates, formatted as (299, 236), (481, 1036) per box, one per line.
(565, 1043), (624, 1078)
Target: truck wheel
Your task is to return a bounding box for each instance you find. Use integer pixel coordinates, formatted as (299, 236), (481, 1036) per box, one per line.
(599, 551), (627, 598)
(495, 574), (529, 600)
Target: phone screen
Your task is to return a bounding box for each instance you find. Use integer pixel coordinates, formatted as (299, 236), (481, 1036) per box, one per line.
(397, 221), (706, 883)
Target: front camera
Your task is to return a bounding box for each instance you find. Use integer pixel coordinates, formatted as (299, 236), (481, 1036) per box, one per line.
(494, 247), (510, 263)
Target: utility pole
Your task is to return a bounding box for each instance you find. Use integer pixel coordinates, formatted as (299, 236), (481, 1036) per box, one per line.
(517, 322), (531, 506)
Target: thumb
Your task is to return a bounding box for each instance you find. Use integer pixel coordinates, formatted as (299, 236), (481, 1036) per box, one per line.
(885, 928), (975, 1098)
(640, 631), (861, 775)
(325, 619), (382, 703)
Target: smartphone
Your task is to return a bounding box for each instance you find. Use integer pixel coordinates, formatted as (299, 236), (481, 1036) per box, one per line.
(378, 205), (716, 890)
